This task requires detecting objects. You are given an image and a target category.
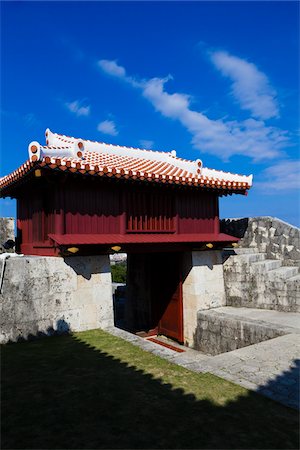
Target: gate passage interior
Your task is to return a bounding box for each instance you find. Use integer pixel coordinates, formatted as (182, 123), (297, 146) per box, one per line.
(125, 252), (184, 343)
(0, 129), (251, 344)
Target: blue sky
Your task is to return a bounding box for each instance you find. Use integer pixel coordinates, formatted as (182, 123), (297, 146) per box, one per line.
(1, 1), (299, 226)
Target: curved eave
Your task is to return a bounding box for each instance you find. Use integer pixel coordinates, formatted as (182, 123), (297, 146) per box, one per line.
(0, 159), (251, 198)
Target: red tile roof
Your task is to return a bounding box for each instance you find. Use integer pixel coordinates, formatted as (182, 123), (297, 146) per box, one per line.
(0, 129), (253, 194)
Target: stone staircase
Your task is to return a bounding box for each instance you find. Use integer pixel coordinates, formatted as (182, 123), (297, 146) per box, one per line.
(196, 217), (300, 357)
(223, 247), (300, 312)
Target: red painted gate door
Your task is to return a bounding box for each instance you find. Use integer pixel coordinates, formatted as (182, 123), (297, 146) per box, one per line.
(157, 253), (183, 343)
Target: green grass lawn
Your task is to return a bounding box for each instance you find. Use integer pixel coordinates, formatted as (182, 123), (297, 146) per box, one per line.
(2, 329), (299, 449)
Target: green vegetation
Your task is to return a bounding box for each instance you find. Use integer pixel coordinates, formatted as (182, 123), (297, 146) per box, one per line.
(2, 329), (299, 449)
(111, 261), (127, 283)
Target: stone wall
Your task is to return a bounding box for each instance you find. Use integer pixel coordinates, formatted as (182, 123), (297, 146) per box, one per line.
(0, 255), (113, 343)
(221, 216), (300, 267)
(194, 308), (286, 355)
(0, 218), (15, 253)
(222, 217), (300, 312)
(182, 250), (226, 347)
(223, 252), (300, 312)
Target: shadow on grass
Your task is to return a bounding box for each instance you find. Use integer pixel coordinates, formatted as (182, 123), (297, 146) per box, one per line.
(1, 332), (299, 450)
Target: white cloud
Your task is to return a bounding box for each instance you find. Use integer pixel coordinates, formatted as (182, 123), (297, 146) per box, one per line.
(97, 119), (119, 136)
(97, 59), (288, 161)
(139, 139), (154, 149)
(98, 60), (127, 78)
(98, 59), (140, 88)
(65, 100), (90, 117)
(209, 51), (279, 120)
(256, 160), (300, 192)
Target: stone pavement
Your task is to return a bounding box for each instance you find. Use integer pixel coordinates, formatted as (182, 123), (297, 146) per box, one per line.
(106, 326), (300, 410)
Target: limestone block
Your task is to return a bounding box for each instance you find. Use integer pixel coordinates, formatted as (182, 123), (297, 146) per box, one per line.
(182, 250), (226, 346)
(183, 309), (199, 344)
(48, 271), (77, 294)
(0, 254), (113, 343)
(26, 257), (50, 278)
(182, 283), (198, 296)
(92, 285), (114, 327)
(35, 257), (66, 277)
(4, 257), (28, 283)
(195, 309), (286, 355)
(286, 247), (300, 261)
(39, 318), (62, 334)
(78, 303), (98, 327)
(44, 292), (74, 314)
(28, 276), (51, 299)
(226, 283), (244, 297)
(91, 271), (112, 286)
(0, 295), (15, 323)
(224, 220), (300, 312)
(74, 286), (93, 305)
(54, 309), (81, 331)
(0, 218), (14, 253)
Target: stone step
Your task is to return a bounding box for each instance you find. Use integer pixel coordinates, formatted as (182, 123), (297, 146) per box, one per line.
(230, 253), (266, 263)
(287, 274), (300, 283)
(233, 247), (259, 254)
(266, 266), (299, 281)
(251, 259), (282, 273)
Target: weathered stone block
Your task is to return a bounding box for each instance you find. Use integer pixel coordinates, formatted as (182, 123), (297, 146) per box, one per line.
(0, 254), (113, 343)
(182, 250), (226, 346)
(194, 309), (286, 355)
(0, 218), (14, 253)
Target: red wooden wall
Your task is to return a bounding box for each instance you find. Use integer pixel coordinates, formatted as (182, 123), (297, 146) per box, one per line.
(16, 176), (220, 255)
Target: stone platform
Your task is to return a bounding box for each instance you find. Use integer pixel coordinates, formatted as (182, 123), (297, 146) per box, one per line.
(194, 306), (300, 355)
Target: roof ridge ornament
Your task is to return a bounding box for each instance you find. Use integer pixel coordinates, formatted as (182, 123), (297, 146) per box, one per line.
(45, 129), (205, 176)
(22, 128), (253, 188)
(28, 137), (85, 162)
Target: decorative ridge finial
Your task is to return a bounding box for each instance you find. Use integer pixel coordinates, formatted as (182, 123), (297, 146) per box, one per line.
(28, 129), (85, 162)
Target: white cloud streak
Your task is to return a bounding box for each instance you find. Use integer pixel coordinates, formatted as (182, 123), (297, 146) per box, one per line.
(97, 119), (119, 136)
(209, 51), (279, 120)
(65, 100), (90, 117)
(98, 59), (288, 161)
(256, 160), (300, 192)
(98, 60), (127, 78)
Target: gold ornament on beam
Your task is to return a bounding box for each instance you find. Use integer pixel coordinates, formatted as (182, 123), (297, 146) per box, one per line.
(111, 246), (121, 252)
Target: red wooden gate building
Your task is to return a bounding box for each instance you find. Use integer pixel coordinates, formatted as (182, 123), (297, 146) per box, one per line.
(0, 129), (252, 342)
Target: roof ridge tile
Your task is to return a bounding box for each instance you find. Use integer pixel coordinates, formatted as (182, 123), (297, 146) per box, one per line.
(0, 129), (253, 193)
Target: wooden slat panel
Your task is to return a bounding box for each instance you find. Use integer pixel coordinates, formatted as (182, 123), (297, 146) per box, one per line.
(125, 189), (175, 232)
(64, 181), (121, 235)
(177, 190), (218, 234)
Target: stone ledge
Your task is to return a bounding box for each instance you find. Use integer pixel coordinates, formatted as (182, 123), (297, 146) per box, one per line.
(194, 307), (300, 355)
